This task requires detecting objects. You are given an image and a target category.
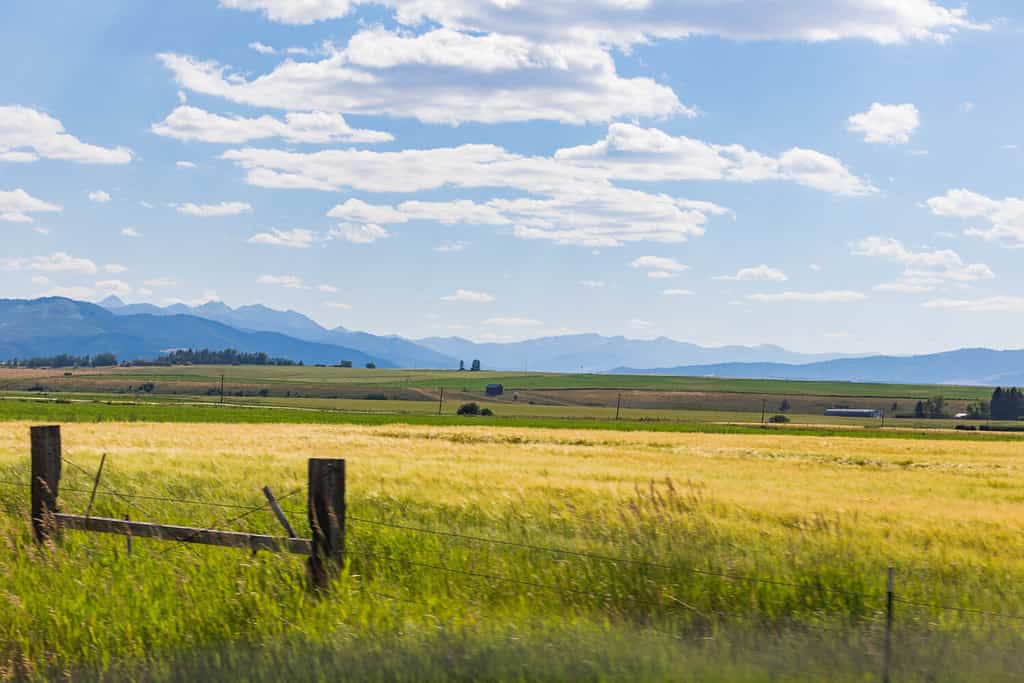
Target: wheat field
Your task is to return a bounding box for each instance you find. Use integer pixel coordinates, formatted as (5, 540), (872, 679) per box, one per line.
(1, 421), (1023, 680)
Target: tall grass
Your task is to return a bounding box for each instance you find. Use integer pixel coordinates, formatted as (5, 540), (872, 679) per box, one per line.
(1, 421), (1023, 680)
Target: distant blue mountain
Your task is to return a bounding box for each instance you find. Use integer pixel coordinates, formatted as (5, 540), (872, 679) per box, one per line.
(0, 298), (389, 367)
(612, 348), (1024, 386)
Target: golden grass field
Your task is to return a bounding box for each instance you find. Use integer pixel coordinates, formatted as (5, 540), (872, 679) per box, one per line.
(2, 420), (1023, 680)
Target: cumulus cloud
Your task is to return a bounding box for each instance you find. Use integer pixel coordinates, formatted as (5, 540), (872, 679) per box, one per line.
(318, 284), (339, 293)
(249, 41), (277, 54)
(0, 188), (62, 223)
(219, 1), (984, 45)
(158, 30), (688, 126)
(714, 265), (787, 281)
(177, 201), (252, 217)
(926, 188), (1024, 248)
(247, 228), (318, 248)
(144, 277), (177, 287)
(88, 190), (111, 203)
(0, 106), (132, 164)
(435, 242), (467, 253)
(2, 252), (98, 275)
(848, 103), (921, 144)
(579, 280), (606, 288)
(95, 279), (133, 297)
(176, 161), (197, 169)
(748, 290), (867, 303)
(851, 235), (994, 288)
(328, 223), (389, 243)
(104, 263), (127, 274)
(121, 227), (141, 237)
(153, 105), (393, 144)
(662, 288), (694, 296)
(630, 256), (688, 272)
(257, 274), (306, 288)
(441, 289), (494, 303)
(923, 296), (1024, 312)
(484, 317), (543, 327)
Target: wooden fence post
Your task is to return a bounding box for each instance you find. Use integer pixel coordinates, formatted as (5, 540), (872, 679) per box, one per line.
(307, 458), (345, 589)
(30, 425), (62, 543)
(883, 566), (895, 683)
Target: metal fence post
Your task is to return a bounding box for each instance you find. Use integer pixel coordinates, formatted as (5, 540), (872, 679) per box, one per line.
(883, 566), (895, 683)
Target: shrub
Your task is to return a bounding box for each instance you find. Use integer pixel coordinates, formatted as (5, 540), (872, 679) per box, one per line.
(457, 402), (481, 416)
(480, 408), (494, 417)
(768, 414), (790, 424)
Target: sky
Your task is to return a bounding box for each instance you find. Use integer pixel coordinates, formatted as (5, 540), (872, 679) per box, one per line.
(1, 0), (1022, 354)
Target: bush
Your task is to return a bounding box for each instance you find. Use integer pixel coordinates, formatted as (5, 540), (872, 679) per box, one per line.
(768, 414), (790, 424)
(457, 402), (481, 416)
(480, 408), (494, 417)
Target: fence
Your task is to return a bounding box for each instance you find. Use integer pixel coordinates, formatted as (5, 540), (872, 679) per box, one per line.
(3, 424), (1024, 681)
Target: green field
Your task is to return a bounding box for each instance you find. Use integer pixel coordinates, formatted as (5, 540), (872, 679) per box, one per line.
(1, 419), (1023, 680)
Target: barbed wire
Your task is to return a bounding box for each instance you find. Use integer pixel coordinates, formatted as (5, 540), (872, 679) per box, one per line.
(893, 597), (1024, 622)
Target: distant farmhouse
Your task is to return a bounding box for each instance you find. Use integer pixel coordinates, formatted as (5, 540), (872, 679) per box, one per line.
(824, 408), (881, 418)
(485, 383), (504, 397)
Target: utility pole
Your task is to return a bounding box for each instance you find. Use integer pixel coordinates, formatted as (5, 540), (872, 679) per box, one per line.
(615, 393), (622, 421)
(220, 374), (225, 404)
(880, 408), (885, 428)
(438, 387), (444, 416)
(761, 398), (766, 425)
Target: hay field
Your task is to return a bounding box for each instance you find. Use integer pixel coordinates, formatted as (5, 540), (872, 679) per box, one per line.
(1, 421), (1023, 680)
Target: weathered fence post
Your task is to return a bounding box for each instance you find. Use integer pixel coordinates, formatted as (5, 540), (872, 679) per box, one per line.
(30, 425), (62, 543)
(883, 566), (895, 683)
(307, 458), (346, 589)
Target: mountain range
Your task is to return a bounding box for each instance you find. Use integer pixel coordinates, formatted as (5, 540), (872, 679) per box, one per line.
(0, 296), (1021, 386)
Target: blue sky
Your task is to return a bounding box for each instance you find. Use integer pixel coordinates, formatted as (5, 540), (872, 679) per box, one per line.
(1, 0), (1022, 354)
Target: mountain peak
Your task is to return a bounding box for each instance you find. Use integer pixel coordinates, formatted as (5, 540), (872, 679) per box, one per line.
(98, 295), (126, 309)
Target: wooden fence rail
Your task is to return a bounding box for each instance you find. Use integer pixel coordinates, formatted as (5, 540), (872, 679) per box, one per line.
(29, 424), (342, 588)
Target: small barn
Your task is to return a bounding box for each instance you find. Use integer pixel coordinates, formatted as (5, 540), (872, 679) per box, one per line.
(485, 383), (504, 397)
(824, 408), (881, 418)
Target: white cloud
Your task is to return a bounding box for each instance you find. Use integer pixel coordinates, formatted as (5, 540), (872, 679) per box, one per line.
(249, 41), (277, 54)
(219, 125), (867, 244)
(153, 105), (393, 145)
(158, 30), (688, 126)
(926, 188), (1024, 248)
(873, 282), (935, 294)
(441, 289), (494, 303)
(557, 123), (875, 196)
(219, 1), (984, 45)
(646, 271), (679, 280)
(44, 286), (97, 300)
(247, 228), (318, 248)
(328, 223), (389, 243)
(325, 301), (352, 310)
(630, 256), (688, 272)
(3, 252), (99, 275)
(95, 279), (133, 297)
(258, 274), (306, 288)
(848, 103), (920, 144)
(121, 227), (141, 238)
(0, 189), (62, 223)
(748, 290), (867, 303)
(88, 190), (111, 203)
(579, 280), (605, 288)
(714, 264), (787, 281)
(176, 161), (197, 169)
(0, 106), (132, 164)
(144, 277), (177, 287)
(483, 317), (543, 327)
(851, 235), (994, 286)
(318, 284), (339, 293)
(104, 263), (127, 274)
(924, 296), (1024, 312)
(177, 201), (252, 217)
(435, 242), (467, 253)
(662, 288), (694, 296)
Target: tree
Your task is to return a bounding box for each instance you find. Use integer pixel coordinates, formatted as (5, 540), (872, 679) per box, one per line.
(966, 400), (990, 419)
(459, 360), (465, 372)
(991, 387), (1024, 420)
(339, 360), (353, 368)
(92, 353), (117, 367)
(457, 402), (481, 416)
(365, 362), (376, 369)
(779, 399), (791, 413)
(470, 359), (481, 372)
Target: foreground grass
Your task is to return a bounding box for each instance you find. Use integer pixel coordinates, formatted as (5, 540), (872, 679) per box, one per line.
(1, 421), (1023, 680)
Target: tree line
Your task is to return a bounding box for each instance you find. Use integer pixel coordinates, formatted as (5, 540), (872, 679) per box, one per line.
(157, 348), (298, 366)
(1, 353), (118, 369)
